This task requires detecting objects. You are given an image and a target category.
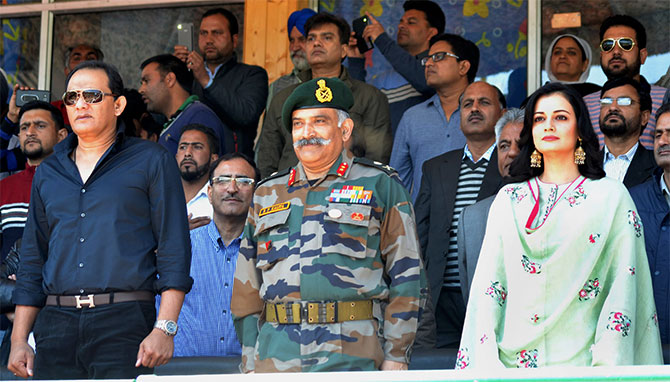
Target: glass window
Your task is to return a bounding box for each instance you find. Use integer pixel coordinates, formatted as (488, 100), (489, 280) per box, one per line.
(331, 0), (529, 107)
(541, 1), (670, 88)
(1, 16), (41, 89)
(51, 3), (244, 101)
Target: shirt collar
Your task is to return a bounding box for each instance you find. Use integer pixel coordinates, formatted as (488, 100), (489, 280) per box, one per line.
(58, 122), (127, 156)
(463, 142), (496, 163)
(661, 171), (670, 201)
(293, 149), (354, 186)
(206, 219), (243, 250)
(189, 181), (210, 204)
(604, 142), (638, 162)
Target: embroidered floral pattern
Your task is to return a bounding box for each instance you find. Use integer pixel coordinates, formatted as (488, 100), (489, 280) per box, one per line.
(607, 312), (632, 337)
(578, 278), (601, 301)
(565, 185), (587, 207)
(516, 349), (538, 368)
(537, 185), (559, 226)
(627, 210), (642, 238)
(485, 281), (507, 306)
(530, 314), (539, 323)
(521, 254), (542, 274)
(505, 185), (528, 203)
(588, 233), (601, 244)
(653, 312), (658, 326)
(456, 347), (470, 369)
(628, 266), (636, 275)
(480, 334), (488, 344)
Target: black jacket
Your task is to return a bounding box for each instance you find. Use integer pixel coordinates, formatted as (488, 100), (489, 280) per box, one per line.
(415, 148), (502, 305)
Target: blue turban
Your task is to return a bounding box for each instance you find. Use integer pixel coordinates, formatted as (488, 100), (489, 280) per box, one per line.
(287, 8), (317, 37)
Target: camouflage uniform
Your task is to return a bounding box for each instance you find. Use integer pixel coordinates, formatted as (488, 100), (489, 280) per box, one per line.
(232, 149), (425, 372)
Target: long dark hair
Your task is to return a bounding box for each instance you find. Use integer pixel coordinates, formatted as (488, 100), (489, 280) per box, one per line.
(508, 83), (605, 183)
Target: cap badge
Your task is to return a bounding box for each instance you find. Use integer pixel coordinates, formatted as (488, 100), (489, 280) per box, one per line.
(315, 79), (333, 103)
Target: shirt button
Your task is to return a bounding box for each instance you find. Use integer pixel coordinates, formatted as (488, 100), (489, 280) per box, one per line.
(226, 257), (231, 263)
(81, 188), (86, 194)
(80, 212), (86, 218)
(80, 289), (84, 294)
(79, 237), (85, 243)
(220, 337), (225, 341)
(79, 263), (84, 268)
(222, 309), (227, 314)
(662, 226), (667, 231)
(655, 271), (661, 276)
(224, 283), (229, 288)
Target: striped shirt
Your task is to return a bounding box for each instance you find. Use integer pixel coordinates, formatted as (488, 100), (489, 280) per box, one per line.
(158, 220), (242, 357)
(443, 144), (495, 288)
(583, 77), (669, 149)
(0, 164), (35, 259)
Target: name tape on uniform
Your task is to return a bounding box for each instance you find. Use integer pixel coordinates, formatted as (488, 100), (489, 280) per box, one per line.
(328, 185), (372, 204)
(259, 202), (291, 217)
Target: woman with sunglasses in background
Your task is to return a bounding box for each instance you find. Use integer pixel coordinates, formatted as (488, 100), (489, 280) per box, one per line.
(544, 34), (601, 97)
(456, 83), (662, 369)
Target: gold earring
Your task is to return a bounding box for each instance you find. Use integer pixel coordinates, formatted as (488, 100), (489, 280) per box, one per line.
(574, 138), (586, 165)
(530, 149), (542, 168)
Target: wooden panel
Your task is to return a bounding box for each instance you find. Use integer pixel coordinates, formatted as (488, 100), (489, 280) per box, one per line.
(242, 0), (312, 84)
(264, 0), (289, 83)
(243, 0), (268, 70)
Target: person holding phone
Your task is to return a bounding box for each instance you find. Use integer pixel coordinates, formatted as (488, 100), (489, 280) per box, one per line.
(347, 1), (445, 134)
(173, 8), (267, 157)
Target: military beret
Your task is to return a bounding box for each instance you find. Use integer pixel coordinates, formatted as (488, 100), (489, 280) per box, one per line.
(281, 77), (354, 131)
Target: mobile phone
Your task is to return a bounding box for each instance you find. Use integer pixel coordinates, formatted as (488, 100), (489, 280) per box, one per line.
(352, 16), (373, 54)
(16, 89), (50, 107)
(177, 22), (194, 51)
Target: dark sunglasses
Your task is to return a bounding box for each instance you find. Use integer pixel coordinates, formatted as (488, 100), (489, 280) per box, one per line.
(62, 89), (117, 106)
(420, 51), (460, 66)
(600, 37), (636, 52)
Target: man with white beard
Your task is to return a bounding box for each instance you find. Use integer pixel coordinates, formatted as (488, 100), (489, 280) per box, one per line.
(266, 8), (317, 109)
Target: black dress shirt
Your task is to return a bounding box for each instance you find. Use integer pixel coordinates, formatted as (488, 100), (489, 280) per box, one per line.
(14, 127), (193, 307)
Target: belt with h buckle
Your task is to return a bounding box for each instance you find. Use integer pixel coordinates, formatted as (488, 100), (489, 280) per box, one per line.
(265, 300), (373, 324)
(46, 291), (154, 309)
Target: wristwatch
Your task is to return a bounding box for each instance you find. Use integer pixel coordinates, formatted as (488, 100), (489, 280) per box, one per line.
(154, 320), (178, 336)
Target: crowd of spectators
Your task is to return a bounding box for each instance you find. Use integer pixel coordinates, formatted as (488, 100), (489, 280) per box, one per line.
(0, 1), (669, 378)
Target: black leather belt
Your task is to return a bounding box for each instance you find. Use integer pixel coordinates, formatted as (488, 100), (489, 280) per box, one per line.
(46, 291), (154, 308)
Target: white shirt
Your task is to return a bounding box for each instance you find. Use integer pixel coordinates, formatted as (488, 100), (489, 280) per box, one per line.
(603, 142), (638, 182)
(463, 142), (496, 164)
(661, 171), (670, 209)
(186, 182), (213, 219)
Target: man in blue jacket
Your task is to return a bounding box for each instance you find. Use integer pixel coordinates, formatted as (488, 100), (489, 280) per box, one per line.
(630, 102), (670, 346)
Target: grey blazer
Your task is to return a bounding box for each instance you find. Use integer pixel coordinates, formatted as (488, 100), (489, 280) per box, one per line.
(457, 195), (495, 304)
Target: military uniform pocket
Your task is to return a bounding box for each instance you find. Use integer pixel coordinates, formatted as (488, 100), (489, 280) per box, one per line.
(323, 204), (371, 259)
(254, 208), (291, 270)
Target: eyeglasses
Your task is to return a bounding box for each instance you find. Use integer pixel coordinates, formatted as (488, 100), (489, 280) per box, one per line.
(600, 37), (636, 52)
(62, 89), (117, 106)
(420, 51), (460, 66)
(600, 97), (636, 107)
(210, 175), (255, 188)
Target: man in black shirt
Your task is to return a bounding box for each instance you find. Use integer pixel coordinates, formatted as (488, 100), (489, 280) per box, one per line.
(8, 61), (192, 379)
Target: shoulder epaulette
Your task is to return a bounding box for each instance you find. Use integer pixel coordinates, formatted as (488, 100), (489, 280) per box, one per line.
(257, 167), (291, 187)
(353, 157), (397, 176)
